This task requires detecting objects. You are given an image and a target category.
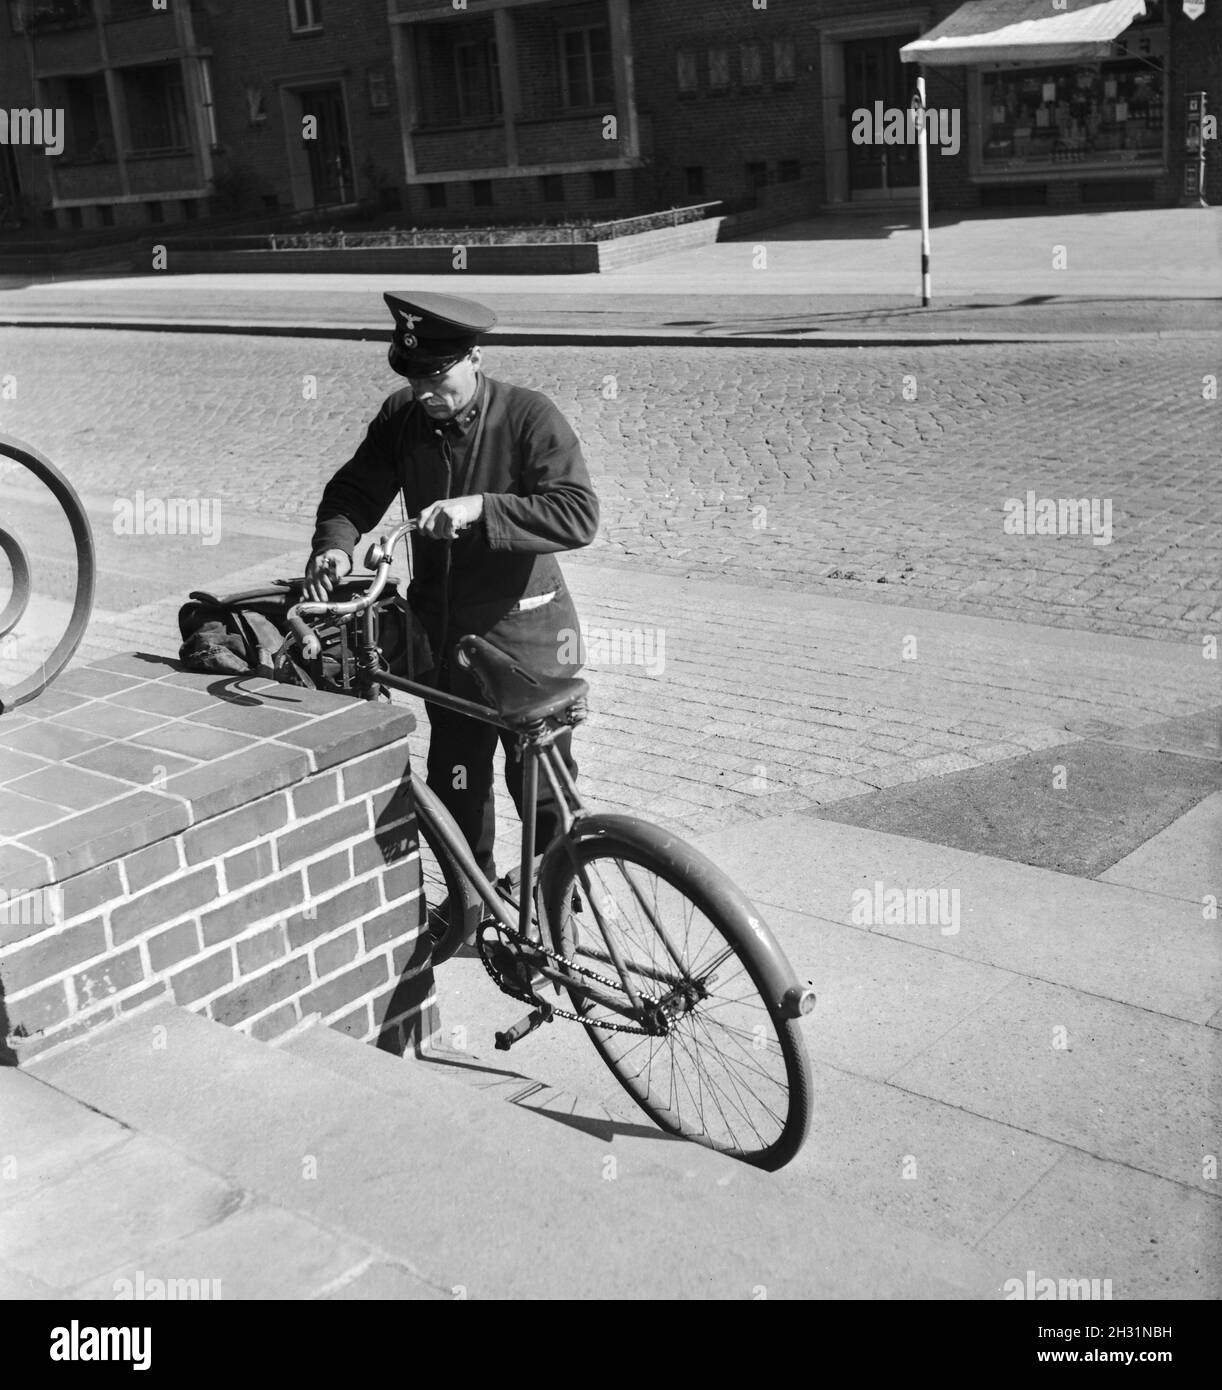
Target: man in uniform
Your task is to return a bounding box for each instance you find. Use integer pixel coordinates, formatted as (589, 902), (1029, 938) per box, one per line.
(305, 291), (599, 883)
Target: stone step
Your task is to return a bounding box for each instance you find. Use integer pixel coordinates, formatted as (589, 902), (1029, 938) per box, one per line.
(280, 1016), (725, 1181)
(30, 1001), (1009, 1298)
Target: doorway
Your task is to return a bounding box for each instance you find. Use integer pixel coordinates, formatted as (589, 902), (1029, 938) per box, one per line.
(299, 85), (353, 206)
(842, 36), (919, 200)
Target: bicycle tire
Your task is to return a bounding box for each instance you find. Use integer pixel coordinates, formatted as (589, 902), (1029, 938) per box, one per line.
(412, 774), (482, 966)
(540, 816), (812, 1170)
(0, 433), (95, 713)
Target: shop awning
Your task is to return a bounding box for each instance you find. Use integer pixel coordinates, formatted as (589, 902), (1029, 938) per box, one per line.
(899, 0), (1149, 66)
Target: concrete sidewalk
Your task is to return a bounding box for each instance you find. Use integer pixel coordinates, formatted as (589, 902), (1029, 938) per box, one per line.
(1, 206), (1217, 343)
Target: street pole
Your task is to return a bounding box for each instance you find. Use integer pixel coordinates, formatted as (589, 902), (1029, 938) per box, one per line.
(916, 70), (931, 306)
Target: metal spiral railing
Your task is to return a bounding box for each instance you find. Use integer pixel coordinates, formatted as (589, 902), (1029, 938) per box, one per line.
(0, 433), (96, 714)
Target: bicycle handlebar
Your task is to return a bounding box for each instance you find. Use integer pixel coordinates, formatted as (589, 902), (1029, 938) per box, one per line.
(279, 517), (417, 665)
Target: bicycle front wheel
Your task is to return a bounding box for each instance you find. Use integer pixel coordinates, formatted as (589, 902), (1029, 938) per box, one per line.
(541, 818), (812, 1170)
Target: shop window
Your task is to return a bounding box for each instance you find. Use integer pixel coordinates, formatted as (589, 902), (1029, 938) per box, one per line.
(471, 179), (493, 207)
(708, 49), (730, 91)
(773, 39), (796, 86)
(591, 170), (616, 200)
(426, 183), (447, 209)
(685, 165), (705, 198)
(979, 32), (1166, 173)
(540, 174), (564, 202)
(677, 51), (697, 94)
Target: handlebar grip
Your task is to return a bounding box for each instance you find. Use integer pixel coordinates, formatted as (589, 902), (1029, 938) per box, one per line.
(288, 612), (321, 662)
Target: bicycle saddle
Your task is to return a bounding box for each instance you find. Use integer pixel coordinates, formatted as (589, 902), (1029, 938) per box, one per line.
(456, 634), (588, 729)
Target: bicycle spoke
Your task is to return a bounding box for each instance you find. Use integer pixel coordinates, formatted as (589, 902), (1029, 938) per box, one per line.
(558, 848), (803, 1162)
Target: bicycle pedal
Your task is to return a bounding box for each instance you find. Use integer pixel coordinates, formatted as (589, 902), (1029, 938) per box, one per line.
(494, 1002), (553, 1051)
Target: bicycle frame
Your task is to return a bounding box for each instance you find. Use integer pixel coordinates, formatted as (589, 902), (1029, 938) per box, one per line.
(283, 520), (652, 1019)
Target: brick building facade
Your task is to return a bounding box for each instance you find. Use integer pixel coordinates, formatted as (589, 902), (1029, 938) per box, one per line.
(1, 0), (1218, 232)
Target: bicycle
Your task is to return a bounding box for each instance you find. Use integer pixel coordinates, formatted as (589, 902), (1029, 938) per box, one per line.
(279, 518), (816, 1170)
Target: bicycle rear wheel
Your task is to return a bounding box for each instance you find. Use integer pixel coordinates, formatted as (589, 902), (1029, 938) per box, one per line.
(541, 818), (812, 1170)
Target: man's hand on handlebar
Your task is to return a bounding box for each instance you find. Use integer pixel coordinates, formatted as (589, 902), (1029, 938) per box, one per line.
(303, 548), (352, 603)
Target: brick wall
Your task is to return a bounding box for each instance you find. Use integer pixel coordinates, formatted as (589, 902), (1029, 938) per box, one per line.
(0, 653), (433, 1065)
(631, 0), (820, 213)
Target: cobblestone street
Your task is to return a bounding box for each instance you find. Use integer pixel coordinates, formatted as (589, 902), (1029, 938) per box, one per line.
(1, 328), (1217, 642)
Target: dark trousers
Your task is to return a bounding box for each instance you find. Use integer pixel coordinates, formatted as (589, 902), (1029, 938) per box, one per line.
(424, 657), (576, 880)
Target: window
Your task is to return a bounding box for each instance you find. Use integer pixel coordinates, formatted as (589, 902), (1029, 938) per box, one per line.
(540, 173), (564, 202)
(684, 165), (705, 198)
(591, 170), (615, 200)
(288, 0), (321, 34)
(198, 56), (217, 148)
(745, 161), (768, 192)
(561, 25), (613, 108)
(455, 40), (501, 122)
(708, 49), (729, 91)
(121, 64), (190, 154)
(426, 182), (447, 209)
(97, 203), (115, 226)
(471, 179), (493, 207)
(368, 70), (389, 112)
(740, 44), (762, 88)
(677, 51), (697, 94)
(21, 0), (93, 31)
(773, 39), (796, 85)
(183, 198), (198, 220)
(147, 200), (164, 224)
(57, 73), (115, 160)
(779, 158), (801, 182)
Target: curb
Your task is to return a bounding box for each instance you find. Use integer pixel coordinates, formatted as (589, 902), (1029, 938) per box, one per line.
(1, 316), (1215, 347)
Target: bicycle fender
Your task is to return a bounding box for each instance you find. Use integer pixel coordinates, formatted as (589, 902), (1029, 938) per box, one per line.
(539, 813), (813, 1019)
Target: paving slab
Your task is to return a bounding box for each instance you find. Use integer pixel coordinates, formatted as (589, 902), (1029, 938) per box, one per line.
(774, 1063), (1067, 1252)
(67, 1199), (400, 1302)
(0, 1261), (59, 1299)
(697, 814), (1221, 1024)
(977, 1150), (1222, 1301)
(1, 1131), (241, 1291)
(889, 976), (1221, 1196)
(1099, 792), (1222, 904)
(811, 741), (1222, 879)
(1094, 709), (1222, 762)
(318, 1259), (446, 1300)
(0, 1066), (130, 1205)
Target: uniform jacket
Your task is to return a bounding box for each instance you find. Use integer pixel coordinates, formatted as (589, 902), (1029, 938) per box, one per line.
(311, 374), (598, 677)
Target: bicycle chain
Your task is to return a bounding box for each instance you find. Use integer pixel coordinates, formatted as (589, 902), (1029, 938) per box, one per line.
(476, 914), (661, 1038)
